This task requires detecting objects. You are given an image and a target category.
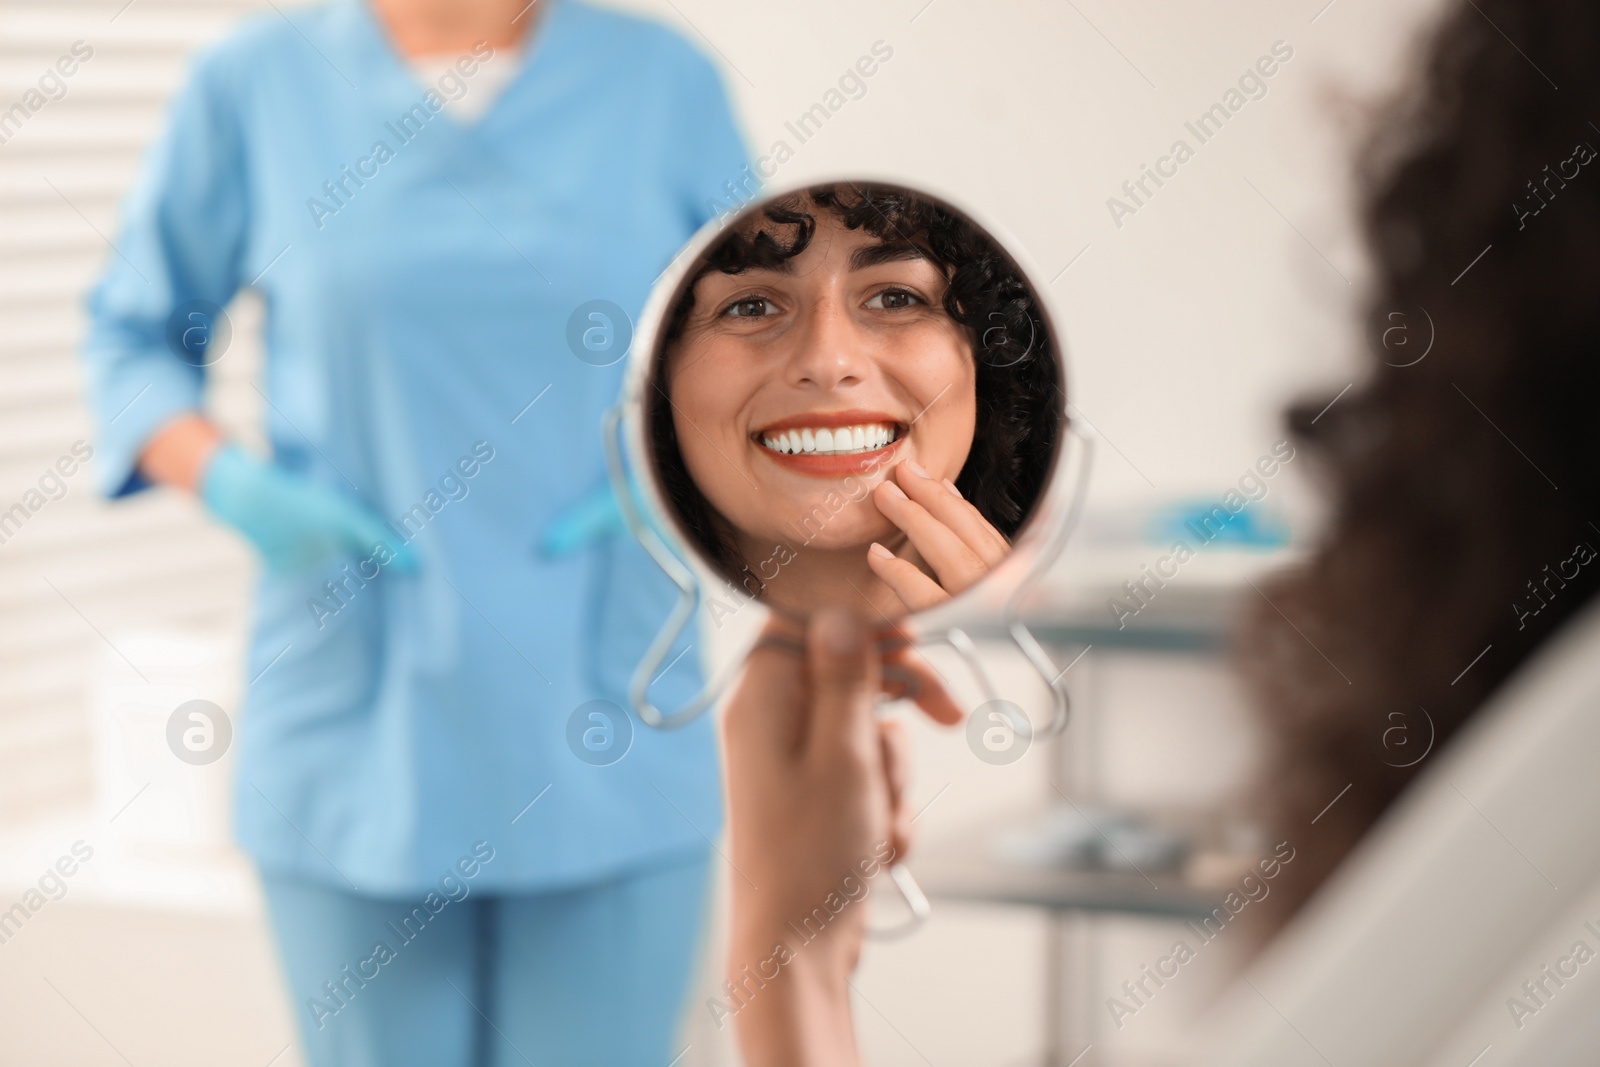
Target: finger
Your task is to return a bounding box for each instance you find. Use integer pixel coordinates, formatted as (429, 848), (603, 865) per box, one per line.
(867, 543), (950, 614)
(804, 607), (880, 762)
(879, 718), (916, 862)
(883, 646), (963, 725)
(872, 480), (989, 595)
(895, 461), (1009, 565)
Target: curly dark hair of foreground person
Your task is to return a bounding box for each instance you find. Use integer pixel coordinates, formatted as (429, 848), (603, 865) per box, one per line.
(1240, 0), (1600, 936)
(651, 182), (1064, 586)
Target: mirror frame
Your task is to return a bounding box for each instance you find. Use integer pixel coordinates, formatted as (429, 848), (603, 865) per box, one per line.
(607, 172), (1092, 731)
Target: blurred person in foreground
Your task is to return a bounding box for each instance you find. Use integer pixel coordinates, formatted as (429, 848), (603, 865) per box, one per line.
(716, 0), (1600, 1060)
(81, 0), (748, 1063)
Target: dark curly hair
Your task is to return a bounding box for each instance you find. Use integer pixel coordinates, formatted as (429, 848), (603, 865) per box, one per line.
(1240, 0), (1600, 935)
(650, 181), (1063, 587)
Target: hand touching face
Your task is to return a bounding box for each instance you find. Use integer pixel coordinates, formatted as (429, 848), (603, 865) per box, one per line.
(867, 459), (1011, 612)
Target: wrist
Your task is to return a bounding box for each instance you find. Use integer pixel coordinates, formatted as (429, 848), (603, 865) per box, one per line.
(726, 931), (859, 1067)
(732, 909), (859, 977)
(138, 413), (225, 493)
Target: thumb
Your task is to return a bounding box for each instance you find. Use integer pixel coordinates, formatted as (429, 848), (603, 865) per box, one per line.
(805, 607), (880, 759)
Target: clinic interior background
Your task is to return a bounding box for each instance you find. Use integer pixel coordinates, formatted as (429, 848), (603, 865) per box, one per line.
(0, 0), (1453, 1064)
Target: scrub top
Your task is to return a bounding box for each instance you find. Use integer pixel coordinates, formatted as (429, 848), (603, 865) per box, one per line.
(82, 0), (750, 895)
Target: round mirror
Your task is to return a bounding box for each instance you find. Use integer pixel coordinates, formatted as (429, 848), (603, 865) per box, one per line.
(607, 176), (1087, 731)
(626, 177), (1068, 624)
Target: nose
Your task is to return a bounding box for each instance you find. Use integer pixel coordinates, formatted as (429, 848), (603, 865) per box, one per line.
(784, 294), (872, 392)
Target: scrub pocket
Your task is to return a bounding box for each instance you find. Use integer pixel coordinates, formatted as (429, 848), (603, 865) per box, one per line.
(584, 529), (703, 710)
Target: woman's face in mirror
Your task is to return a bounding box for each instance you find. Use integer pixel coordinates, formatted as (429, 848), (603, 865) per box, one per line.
(665, 209), (978, 602)
(650, 183), (1062, 620)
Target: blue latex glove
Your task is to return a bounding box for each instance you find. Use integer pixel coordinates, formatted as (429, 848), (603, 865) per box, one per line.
(538, 481), (627, 559)
(538, 475), (672, 560)
(201, 445), (417, 575)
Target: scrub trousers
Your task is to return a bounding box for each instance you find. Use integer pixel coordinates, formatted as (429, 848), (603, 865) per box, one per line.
(261, 848), (712, 1067)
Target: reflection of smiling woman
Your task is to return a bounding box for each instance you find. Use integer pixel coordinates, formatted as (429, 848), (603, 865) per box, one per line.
(655, 184), (1062, 617)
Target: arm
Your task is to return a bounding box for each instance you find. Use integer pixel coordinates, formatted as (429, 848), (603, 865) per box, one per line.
(84, 49), (410, 573)
(723, 942), (859, 1067)
(722, 610), (915, 1066)
(81, 45), (247, 501)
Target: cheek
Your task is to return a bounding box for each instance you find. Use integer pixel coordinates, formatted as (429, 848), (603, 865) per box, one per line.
(667, 345), (770, 525)
(670, 339), (767, 453)
(671, 408), (725, 502)
(670, 367), (742, 498)
(907, 338), (978, 477)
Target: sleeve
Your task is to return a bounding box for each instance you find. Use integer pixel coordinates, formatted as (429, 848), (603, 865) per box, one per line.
(81, 48), (250, 498)
(665, 42), (752, 233)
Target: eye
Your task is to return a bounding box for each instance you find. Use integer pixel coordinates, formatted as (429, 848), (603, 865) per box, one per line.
(722, 295), (780, 318)
(865, 288), (923, 310)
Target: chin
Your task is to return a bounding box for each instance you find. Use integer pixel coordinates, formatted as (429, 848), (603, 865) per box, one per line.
(759, 505), (891, 551)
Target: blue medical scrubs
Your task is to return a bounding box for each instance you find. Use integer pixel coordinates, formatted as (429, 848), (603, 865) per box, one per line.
(81, 1), (748, 1059)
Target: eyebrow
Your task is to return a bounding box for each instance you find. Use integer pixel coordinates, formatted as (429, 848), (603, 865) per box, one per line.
(849, 242), (931, 270)
(714, 240), (932, 281)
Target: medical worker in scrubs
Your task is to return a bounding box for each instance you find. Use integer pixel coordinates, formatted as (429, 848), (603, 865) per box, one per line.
(82, 0), (748, 1062)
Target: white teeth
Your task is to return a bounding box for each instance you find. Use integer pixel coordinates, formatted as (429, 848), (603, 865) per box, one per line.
(760, 423), (899, 456)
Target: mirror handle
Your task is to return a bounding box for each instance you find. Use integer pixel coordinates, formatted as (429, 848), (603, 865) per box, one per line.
(1001, 427), (1096, 738)
(947, 627), (1002, 705)
(603, 405), (735, 729)
(866, 863), (932, 940)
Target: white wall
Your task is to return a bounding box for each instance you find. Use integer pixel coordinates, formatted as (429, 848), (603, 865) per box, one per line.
(615, 0), (1452, 509)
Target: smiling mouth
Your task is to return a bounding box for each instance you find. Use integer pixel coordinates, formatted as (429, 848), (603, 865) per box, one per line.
(757, 422), (901, 456)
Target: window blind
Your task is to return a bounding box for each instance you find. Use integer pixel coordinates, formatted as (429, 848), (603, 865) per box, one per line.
(0, 0), (266, 825)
